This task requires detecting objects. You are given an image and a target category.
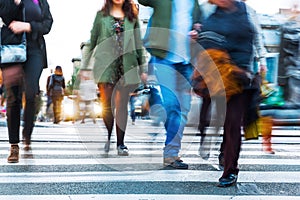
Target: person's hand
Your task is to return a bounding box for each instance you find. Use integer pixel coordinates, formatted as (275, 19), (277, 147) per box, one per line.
(9, 21), (31, 34)
(189, 30), (199, 41)
(14, 0), (21, 5)
(140, 72), (148, 83)
(260, 64), (267, 73)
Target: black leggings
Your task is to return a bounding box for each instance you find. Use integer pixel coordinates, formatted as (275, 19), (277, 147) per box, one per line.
(99, 83), (137, 147)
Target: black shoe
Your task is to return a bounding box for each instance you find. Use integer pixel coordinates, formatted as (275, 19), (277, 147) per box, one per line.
(218, 174), (237, 187)
(218, 152), (224, 167)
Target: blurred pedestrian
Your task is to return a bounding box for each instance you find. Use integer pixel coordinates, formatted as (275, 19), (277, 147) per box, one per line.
(129, 73), (149, 125)
(129, 85), (142, 125)
(48, 66), (65, 124)
(1, 0), (53, 163)
(82, 0), (147, 155)
(78, 69), (97, 124)
(45, 69), (53, 120)
(195, 0), (270, 161)
(138, 0), (201, 169)
(194, 0), (259, 187)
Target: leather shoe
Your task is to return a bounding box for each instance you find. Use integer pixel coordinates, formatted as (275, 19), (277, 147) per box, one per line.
(218, 174), (237, 187)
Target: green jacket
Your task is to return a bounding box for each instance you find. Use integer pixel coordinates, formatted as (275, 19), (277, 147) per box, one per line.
(138, 0), (201, 59)
(83, 11), (147, 85)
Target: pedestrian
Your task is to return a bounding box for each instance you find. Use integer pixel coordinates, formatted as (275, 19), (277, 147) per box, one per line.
(129, 73), (149, 125)
(194, 0), (259, 187)
(45, 69), (53, 121)
(47, 66), (65, 124)
(82, 0), (147, 156)
(1, 0), (53, 163)
(78, 69), (97, 124)
(195, 0), (270, 161)
(138, 0), (201, 169)
(129, 85), (141, 125)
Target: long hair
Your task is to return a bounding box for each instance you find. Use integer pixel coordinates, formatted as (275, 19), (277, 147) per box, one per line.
(101, 0), (138, 22)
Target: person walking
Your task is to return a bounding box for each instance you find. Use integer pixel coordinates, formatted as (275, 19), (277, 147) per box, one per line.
(138, 0), (201, 169)
(194, 0), (271, 162)
(47, 66), (65, 124)
(82, 0), (147, 156)
(0, 0), (53, 163)
(45, 69), (53, 121)
(78, 69), (97, 124)
(194, 0), (259, 187)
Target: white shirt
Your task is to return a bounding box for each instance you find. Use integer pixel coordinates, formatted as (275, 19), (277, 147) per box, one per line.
(79, 80), (98, 101)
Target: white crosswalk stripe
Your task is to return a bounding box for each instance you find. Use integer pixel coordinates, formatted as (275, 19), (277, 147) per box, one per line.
(0, 119), (300, 199)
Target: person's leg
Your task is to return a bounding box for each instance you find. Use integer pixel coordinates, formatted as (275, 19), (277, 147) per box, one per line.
(261, 116), (274, 154)
(155, 59), (192, 169)
(199, 96), (211, 134)
(57, 96), (63, 123)
(22, 52), (44, 145)
(114, 84), (137, 155)
(52, 96), (59, 123)
(99, 83), (115, 152)
(219, 92), (246, 187)
(89, 101), (97, 124)
(1, 64), (24, 163)
(129, 96), (136, 124)
(213, 96), (227, 166)
(81, 101), (87, 123)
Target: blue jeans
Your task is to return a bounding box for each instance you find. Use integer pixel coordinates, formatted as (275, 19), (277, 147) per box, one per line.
(151, 57), (193, 158)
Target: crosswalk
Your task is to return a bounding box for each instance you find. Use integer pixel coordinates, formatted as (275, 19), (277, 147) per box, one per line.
(0, 119), (300, 199)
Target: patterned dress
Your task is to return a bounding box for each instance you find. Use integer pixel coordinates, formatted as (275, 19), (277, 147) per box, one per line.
(111, 17), (125, 84)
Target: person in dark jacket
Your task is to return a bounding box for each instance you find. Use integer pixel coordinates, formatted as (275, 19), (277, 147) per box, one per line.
(195, 0), (257, 187)
(0, 0), (53, 163)
(48, 66), (65, 124)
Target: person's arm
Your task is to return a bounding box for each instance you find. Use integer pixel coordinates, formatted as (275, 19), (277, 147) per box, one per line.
(246, 4), (268, 72)
(28, 0), (53, 38)
(0, 0), (19, 16)
(134, 18), (148, 75)
(62, 77), (66, 89)
(46, 76), (50, 94)
(90, 11), (103, 51)
(81, 12), (102, 69)
(8, 0), (53, 38)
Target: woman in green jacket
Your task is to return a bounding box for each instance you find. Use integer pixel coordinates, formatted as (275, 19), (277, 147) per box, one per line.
(83, 0), (147, 156)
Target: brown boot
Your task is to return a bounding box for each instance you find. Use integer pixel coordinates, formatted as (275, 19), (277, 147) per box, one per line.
(7, 145), (19, 163)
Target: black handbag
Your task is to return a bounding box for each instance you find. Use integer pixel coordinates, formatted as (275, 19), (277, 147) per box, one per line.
(0, 9), (26, 64)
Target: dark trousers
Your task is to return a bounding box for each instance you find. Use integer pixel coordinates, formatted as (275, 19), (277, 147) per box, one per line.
(99, 83), (137, 147)
(3, 64), (24, 144)
(2, 49), (43, 144)
(22, 50), (44, 143)
(198, 96), (212, 134)
(222, 92), (247, 178)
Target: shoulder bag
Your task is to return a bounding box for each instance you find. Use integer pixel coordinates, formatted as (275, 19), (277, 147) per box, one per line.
(0, 9), (26, 64)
